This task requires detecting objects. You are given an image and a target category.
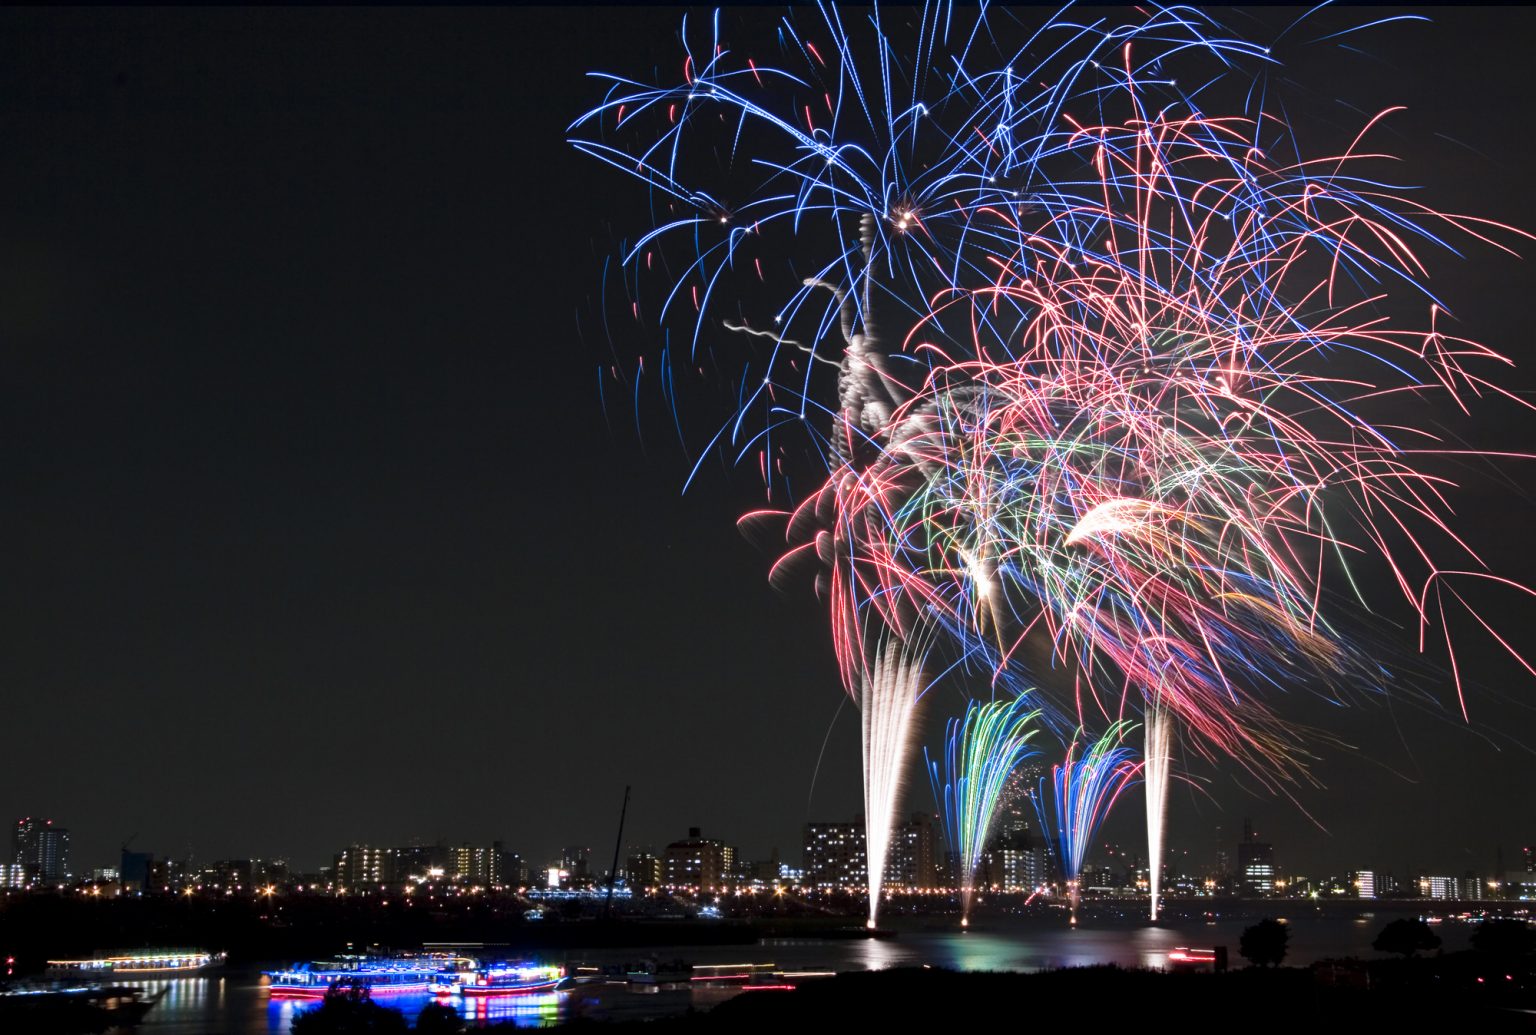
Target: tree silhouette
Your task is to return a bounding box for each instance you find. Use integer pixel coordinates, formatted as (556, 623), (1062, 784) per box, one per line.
(290, 989), (408, 1034)
(1471, 918), (1536, 959)
(1239, 918), (1289, 968)
(413, 1001), (464, 1034)
(1372, 918), (1441, 958)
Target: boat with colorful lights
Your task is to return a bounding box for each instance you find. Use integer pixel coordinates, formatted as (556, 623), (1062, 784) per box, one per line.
(446, 961), (565, 998)
(264, 955), (466, 999)
(47, 949), (224, 978)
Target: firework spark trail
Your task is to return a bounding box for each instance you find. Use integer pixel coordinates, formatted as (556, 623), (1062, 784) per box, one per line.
(860, 631), (930, 929)
(788, 89), (1535, 787)
(926, 695), (1042, 922)
(1034, 723), (1142, 921)
(571, 7), (1276, 387)
(1144, 702), (1172, 922)
(819, 365), (1346, 783)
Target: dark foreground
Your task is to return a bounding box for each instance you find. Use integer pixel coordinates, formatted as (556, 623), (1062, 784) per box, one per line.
(646, 965), (1531, 1031)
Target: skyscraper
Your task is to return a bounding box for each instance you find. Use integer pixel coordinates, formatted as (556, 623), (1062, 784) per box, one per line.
(1236, 820), (1274, 898)
(390, 843), (450, 882)
(986, 822), (1049, 892)
(624, 851), (663, 889)
(885, 813), (942, 890)
(13, 817), (69, 884)
(452, 842), (507, 886)
(333, 845), (389, 887)
(803, 822), (867, 891)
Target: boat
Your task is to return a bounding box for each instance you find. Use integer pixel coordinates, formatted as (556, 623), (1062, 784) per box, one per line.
(452, 962), (565, 997)
(689, 962), (775, 986)
(47, 949), (224, 977)
(264, 955), (460, 999)
(624, 957), (692, 986)
(0, 982), (162, 1031)
(1166, 947), (1223, 972)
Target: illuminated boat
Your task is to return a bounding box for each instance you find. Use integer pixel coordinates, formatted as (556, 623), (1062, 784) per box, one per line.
(453, 962), (565, 998)
(47, 950), (223, 977)
(624, 957), (692, 986)
(689, 962), (775, 985)
(264, 957), (453, 999)
(1166, 947), (1220, 972)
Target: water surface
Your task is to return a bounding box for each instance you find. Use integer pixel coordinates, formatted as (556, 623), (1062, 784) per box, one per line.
(117, 910), (1468, 1033)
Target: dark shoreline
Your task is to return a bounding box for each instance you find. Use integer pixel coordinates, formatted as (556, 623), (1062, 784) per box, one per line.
(679, 964), (1536, 1029)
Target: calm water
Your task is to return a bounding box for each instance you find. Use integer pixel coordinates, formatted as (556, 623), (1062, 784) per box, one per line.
(112, 911), (1473, 1034)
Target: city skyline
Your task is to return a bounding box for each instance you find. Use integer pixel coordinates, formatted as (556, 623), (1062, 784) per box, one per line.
(10, 807), (1536, 915)
(8, 807), (1527, 891)
(2, 6), (1535, 882)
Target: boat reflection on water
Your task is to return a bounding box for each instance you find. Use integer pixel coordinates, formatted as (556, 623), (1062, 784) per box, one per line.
(460, 990), (561, 1026)
(0, 982), (162, 1031)
(272, 986), (567, 1031)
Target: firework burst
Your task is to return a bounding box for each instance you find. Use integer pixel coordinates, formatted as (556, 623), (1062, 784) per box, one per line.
(1033, 723), (1142, 921)
(926, 694), (1042, 921)
(578, 5), (1532, 923)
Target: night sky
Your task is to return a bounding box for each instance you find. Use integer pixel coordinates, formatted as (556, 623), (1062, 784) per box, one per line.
(2, 6), (1533, 881)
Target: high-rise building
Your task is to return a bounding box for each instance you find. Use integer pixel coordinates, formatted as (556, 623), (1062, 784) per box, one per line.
(145, 858), (176, 894)
(13, 818), (69, 884)
(989, 835), (1049, 892)
(451, 842), (507, 886)
(253, 858), (291, 885)
(560, 846), (592, 883)
(334, 845), (390, 887)
(803, 822), (866, 892)
(885, 813), (942, 890)
(1212, 824), (1232, 892)
(199, 859), (252, 890)
(121, 849), (154, 893)
(1419, 875), (1456, 900)
(391, 843), (450, 882)
(1508, 853), (1536, 900)
(1237, 820), (1274, 897)
(625, 851), (663, 889)
(489, 842), (513, 886)
(501, 850), (529, 887)
(1080, 864), (1129, 892)
(1355, 870), (1376, 899)
(663, 828), (725, 891)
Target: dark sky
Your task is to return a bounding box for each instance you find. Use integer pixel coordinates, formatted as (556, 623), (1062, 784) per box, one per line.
(1, 7), (1533, 881)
